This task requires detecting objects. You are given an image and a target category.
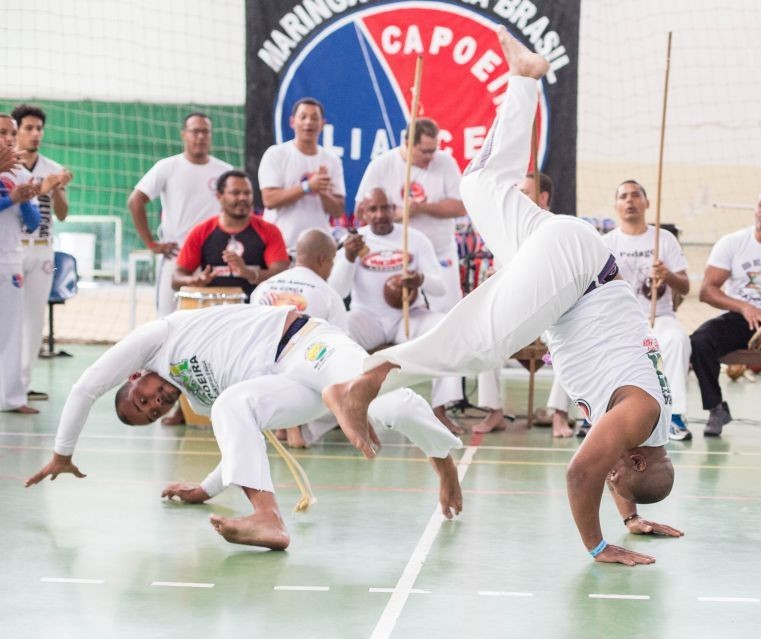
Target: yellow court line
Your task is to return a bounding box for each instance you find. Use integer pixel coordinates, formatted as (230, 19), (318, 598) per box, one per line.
(4, 431), (761, 457)
(4, 443), (761, 471)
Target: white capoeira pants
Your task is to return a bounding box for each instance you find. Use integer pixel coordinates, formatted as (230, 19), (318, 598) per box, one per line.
(347, 307), (462, 408)
(477, 368), (502, 410)
(364, 75), (671, 446)
(365, 75), (604, 383)
(0, 259), (27, 410)
(203, 320), (462, 494)
(21, 243), (55, 391)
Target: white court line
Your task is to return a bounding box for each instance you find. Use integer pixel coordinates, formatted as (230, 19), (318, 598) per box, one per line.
(274, 586), (330, 592)
(589, 593), (650, 600)
(40, 577), (104, 584)
(698, 596), (760, 603)
(478, 591), (534, 597)
(370, 445), (479, 639)
(369, 587), (431, 594)
(151, 581), (214, 589)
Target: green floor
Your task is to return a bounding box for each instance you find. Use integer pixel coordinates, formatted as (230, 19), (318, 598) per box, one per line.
(2, 346), (760, 638)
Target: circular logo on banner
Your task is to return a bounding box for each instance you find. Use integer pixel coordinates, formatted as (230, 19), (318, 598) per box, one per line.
(274, 2), (549, 206)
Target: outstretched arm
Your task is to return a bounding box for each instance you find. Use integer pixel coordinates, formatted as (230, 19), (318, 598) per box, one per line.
(25, 320), (169, 487)
(566, 386), (661, 566)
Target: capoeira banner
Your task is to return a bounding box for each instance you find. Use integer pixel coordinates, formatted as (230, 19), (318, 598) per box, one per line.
(245, 0), (580, 215)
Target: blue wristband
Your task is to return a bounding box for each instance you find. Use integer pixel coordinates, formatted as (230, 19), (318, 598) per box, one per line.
(589, 539), (608, 558)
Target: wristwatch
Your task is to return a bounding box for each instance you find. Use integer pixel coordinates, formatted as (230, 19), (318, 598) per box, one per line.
(301, 179), (311, 194)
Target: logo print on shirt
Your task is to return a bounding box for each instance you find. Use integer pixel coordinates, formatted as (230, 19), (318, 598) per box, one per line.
(168, 356), (221, 407)
(401, 181), (426, 203)
(261, 291), (308, 311)
(361, 249), (413, 272)
(643, 337), (673, 406)
(304, 341), (335, 370)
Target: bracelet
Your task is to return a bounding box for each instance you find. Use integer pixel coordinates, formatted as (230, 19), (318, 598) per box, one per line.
(148, 241), (158, 249)
(589, 539), (608, 558)
(300, 179), (311, 194)
(623, 514), (640, 526)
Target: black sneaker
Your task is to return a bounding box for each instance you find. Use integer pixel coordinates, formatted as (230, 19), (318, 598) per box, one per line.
(576, 420), (591, 438)
(27, 390), (49, 401)
(704, 401), (732, 437)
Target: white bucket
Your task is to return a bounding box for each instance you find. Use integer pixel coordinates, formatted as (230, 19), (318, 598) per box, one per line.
(57, 232), (96, 281)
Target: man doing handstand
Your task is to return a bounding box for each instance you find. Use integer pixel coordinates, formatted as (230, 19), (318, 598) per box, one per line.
(324, 27), (682, 566)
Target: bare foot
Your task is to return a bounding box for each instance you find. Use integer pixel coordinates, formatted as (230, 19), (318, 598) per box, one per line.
(533, 407), (552, 426)
(323, 365), (395, 459)
(433, 405), (465, 435)
(497, 25), (549, 79)
(286, 426), (309, 449)
(209, 512), (290, 550)
(11, 405), (39, 414)
(430, 455), (463, 519)
(472, 409), (509, 434)
(161, 404), (185, 426)
(552, 411), (574, 438)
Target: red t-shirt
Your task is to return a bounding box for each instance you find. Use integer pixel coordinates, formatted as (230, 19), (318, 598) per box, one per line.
(176, 214), (288, 299)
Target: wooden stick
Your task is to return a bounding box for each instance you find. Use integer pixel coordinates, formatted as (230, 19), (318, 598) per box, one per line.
(530, 106), (540, 205)
(650, 31), (672, 328)
(401, 55), (424, 338)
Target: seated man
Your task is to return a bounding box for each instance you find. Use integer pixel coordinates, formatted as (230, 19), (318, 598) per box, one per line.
(690, 195), (761, 436)
(25, 304), (464, 550)
(328, 187), (464, 435)
(252, 227), (348, 447)
(173, 170), (290, 301)
(324, 28), (682, 566)
(603, 180), (692, 440)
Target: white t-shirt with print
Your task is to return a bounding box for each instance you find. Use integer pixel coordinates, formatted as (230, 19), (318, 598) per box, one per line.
(707, 226), (761, 308)
(23, 153), (63, 242)
(328, 224), (445, 320)
(259, 141), (346, 250)
(603, 226), (688, 318)
(53, 304), (292, 455)
(251, 264), (348, 331)
(355, 148), (462, 254)
(135, 153), (232, 245)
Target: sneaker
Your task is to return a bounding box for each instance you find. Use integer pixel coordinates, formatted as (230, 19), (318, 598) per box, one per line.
(27, 390), (49, 401)
(669, 414), (692, 441)
(576, 420), (591, 438)
(704, 401), (732, 437)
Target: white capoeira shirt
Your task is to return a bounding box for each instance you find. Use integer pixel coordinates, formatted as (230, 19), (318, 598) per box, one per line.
(259, 141), (346, 250)
(545, 280), (672, 447)
(251, 265), (349, 331)
(54, 305), (292, 455)
(328, 224), (445, 318)
(706, 226), (761, 308)
(603, 226), (688, 318)
(22, 154), (62, 243)
(355, 148), (462, 255)
(134, 153), (232, 245)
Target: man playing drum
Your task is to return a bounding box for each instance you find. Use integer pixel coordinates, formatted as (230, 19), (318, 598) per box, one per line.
(25, 304), (463, 550)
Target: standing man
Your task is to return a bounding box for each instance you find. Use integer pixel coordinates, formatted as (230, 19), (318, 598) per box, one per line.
(128, 112), (232, 317)
(259, 98), (346, 252)
(1, 113), (41, 414)
(12, 104), (73, 402)
(603, 180), (692, 440)
(172, 170), (289, 300)
(690, 196), (761, 436)
(355, 117), (466, 313)
(329, 187), (464, 435)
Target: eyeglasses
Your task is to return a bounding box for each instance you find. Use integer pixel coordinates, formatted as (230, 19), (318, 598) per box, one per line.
(185, 128), (211, 136)
(365, 204), (394, 213)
